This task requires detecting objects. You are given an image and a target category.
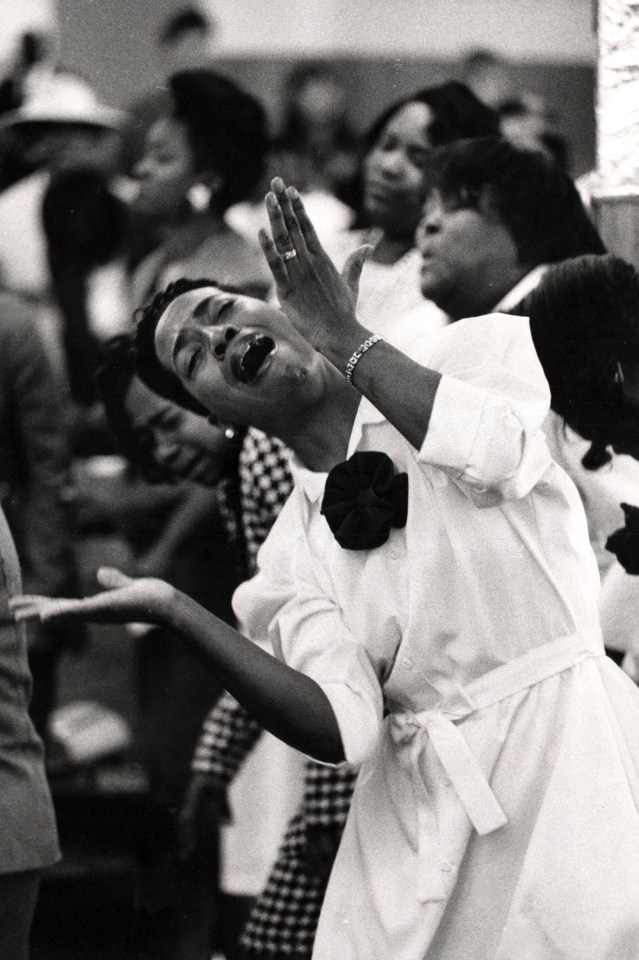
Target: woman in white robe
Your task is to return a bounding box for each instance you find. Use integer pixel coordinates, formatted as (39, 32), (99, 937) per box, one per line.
(11, 197), (639, 959)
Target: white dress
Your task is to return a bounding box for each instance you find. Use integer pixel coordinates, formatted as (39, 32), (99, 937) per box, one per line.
(234, 313), (639, 960)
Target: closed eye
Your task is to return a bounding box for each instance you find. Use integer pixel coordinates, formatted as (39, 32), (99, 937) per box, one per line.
(217, 300), (233, 320)
(186, 346), (202, 380)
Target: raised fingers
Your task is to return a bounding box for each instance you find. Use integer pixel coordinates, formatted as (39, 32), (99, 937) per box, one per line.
(270, 178), (308, 255)
(287, 186), (323, 254)
(258, 228), (291, 293)
(265, 188), (298, 259)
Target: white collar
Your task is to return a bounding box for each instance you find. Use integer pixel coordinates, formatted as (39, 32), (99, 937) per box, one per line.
(289, 455), (328, 504)
(493, 265), (549, 313)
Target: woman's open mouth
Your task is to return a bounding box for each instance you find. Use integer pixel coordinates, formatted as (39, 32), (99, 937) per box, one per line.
(230, 333), (276, 383)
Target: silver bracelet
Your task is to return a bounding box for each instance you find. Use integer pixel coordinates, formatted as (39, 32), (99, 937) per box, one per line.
(345, 334), (383, 384)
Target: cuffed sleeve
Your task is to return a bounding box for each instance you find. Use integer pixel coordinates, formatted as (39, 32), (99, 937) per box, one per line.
(270, 583), (384, 768)
(416, 315), (552, 504)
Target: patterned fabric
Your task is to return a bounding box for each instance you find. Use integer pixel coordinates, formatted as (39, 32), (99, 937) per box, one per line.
(239, 765), (357, 959)
(238, 815), (333, 959)
(190, 426), (357, 957)
(239, 428), (293, 574)
(300, 762), (356, 829)
(192, 690), (262, 782)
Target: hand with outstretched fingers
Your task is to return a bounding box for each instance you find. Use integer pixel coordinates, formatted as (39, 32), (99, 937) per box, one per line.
(9, 567), (175, 626)
(258, 177), (373, 367)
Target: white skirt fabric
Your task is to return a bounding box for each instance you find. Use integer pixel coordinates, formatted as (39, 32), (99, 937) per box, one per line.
(313, 636), (639, 959)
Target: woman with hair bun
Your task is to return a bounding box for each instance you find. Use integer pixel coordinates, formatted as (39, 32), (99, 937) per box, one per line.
(131, 68), (272, 303)
(524, 254), (639, 678)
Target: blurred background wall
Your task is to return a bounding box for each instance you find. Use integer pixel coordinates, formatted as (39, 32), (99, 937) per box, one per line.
(0, 0), (598, 176)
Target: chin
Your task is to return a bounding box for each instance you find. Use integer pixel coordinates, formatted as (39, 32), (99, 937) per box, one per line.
(284, 363), (311, 386)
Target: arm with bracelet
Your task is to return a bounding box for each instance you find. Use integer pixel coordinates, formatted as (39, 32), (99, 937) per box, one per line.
(259, 179), (443, 451)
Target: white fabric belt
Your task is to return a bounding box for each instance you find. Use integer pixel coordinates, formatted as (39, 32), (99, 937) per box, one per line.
(390, 630), (603, 901)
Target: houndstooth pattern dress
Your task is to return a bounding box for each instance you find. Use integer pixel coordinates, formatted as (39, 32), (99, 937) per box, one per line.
(193, 428), (357, 958)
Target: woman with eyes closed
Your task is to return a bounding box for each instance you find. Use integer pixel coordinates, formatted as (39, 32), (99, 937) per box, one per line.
(17, 187), (639, 958)
(146, 281), (358, 469)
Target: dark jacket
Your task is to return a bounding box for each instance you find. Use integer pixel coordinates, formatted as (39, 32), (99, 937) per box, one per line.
(0, 505), (59, 871)
(0, 292), (76, 599)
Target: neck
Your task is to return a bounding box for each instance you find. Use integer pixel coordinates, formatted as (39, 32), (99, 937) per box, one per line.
(276, 372), (360, 473)
(446, 265), (529, 321)
(370, 232), (414, 265)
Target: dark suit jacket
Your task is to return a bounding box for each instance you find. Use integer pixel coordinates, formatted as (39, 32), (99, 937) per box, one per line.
(0, 292), (76, 598)
(0, 505), (59, 871)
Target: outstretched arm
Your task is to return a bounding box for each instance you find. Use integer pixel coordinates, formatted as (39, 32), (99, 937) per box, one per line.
(258, 178), (442, 451)
(10, 568), (345, 764)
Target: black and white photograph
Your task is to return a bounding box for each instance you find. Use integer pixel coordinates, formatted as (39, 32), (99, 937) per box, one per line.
(0, 1), (638, 958)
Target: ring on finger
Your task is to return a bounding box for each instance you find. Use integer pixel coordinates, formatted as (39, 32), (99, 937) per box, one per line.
(282, 249), (297, 261)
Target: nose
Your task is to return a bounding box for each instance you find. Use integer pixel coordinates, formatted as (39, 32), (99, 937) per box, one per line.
(133, 155), (152, 180)
(155, 441), (183, 467)
(201, 324), (238, 360)
(377, 148), (406, 179)
(416, 211), (441, 249)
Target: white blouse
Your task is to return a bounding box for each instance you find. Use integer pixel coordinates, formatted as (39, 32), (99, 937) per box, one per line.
(234, 313), (639, 960)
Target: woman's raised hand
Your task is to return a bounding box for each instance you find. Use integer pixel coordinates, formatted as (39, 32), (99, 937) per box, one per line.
(258, 177), (373, 365)
(9, 567), (175, 626)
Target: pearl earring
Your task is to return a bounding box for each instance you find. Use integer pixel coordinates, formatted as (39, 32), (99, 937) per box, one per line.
(187, 183), (212, 212)
(213, 419), (238, 440)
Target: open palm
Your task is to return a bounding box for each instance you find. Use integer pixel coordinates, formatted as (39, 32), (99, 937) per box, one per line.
(9, 567), (174, 626)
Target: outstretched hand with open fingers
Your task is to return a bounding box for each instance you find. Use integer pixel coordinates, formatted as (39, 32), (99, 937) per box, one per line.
(258, 177), (373, 364)
(9, 567), (175, 627)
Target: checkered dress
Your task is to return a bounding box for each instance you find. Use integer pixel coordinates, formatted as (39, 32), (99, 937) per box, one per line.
(192, 428), (357, 958)
(239, 428), (294, 575)
(193, 693), (357, 959)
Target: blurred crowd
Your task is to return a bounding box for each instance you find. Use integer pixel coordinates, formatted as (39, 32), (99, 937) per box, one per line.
(0, 5), (632, 960)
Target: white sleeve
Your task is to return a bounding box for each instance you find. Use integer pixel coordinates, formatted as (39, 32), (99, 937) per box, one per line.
(416, 314), (552, 504)
(270, 586), (385, 768)
(233, 490), (385, 766)
(266, 518), (385, 767)
(231, 492), (301, 651)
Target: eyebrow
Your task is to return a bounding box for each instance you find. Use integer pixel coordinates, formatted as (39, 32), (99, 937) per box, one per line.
(170, 296), (214, 364)
(193, 296), (213, 320)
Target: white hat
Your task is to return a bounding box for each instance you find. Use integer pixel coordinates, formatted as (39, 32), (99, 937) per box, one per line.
(0, 72), (125, 130)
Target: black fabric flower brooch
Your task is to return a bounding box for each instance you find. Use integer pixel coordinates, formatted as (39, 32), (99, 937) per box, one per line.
(606, 503), (639, 575)
(320, 451), (408, 550)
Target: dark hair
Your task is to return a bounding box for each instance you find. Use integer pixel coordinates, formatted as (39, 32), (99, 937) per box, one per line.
(364, 81), (501, 154)
(459, 48), (505, 75)
(425, 137), (605, 268)
(344, 82), (500, 227)
(134, 276), (228, 416)
(43, 168), (128, 268)
(525, 254), (639, 468)
(169, 69), (268, 212)
(159, 7), (214, 46)
(42, 169), (129, 405)
(97, 336), (171, 483)
(498, 98), (569, 170)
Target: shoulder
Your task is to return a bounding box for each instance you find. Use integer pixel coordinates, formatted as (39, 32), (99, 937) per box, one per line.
(416, 312), (534, 368)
